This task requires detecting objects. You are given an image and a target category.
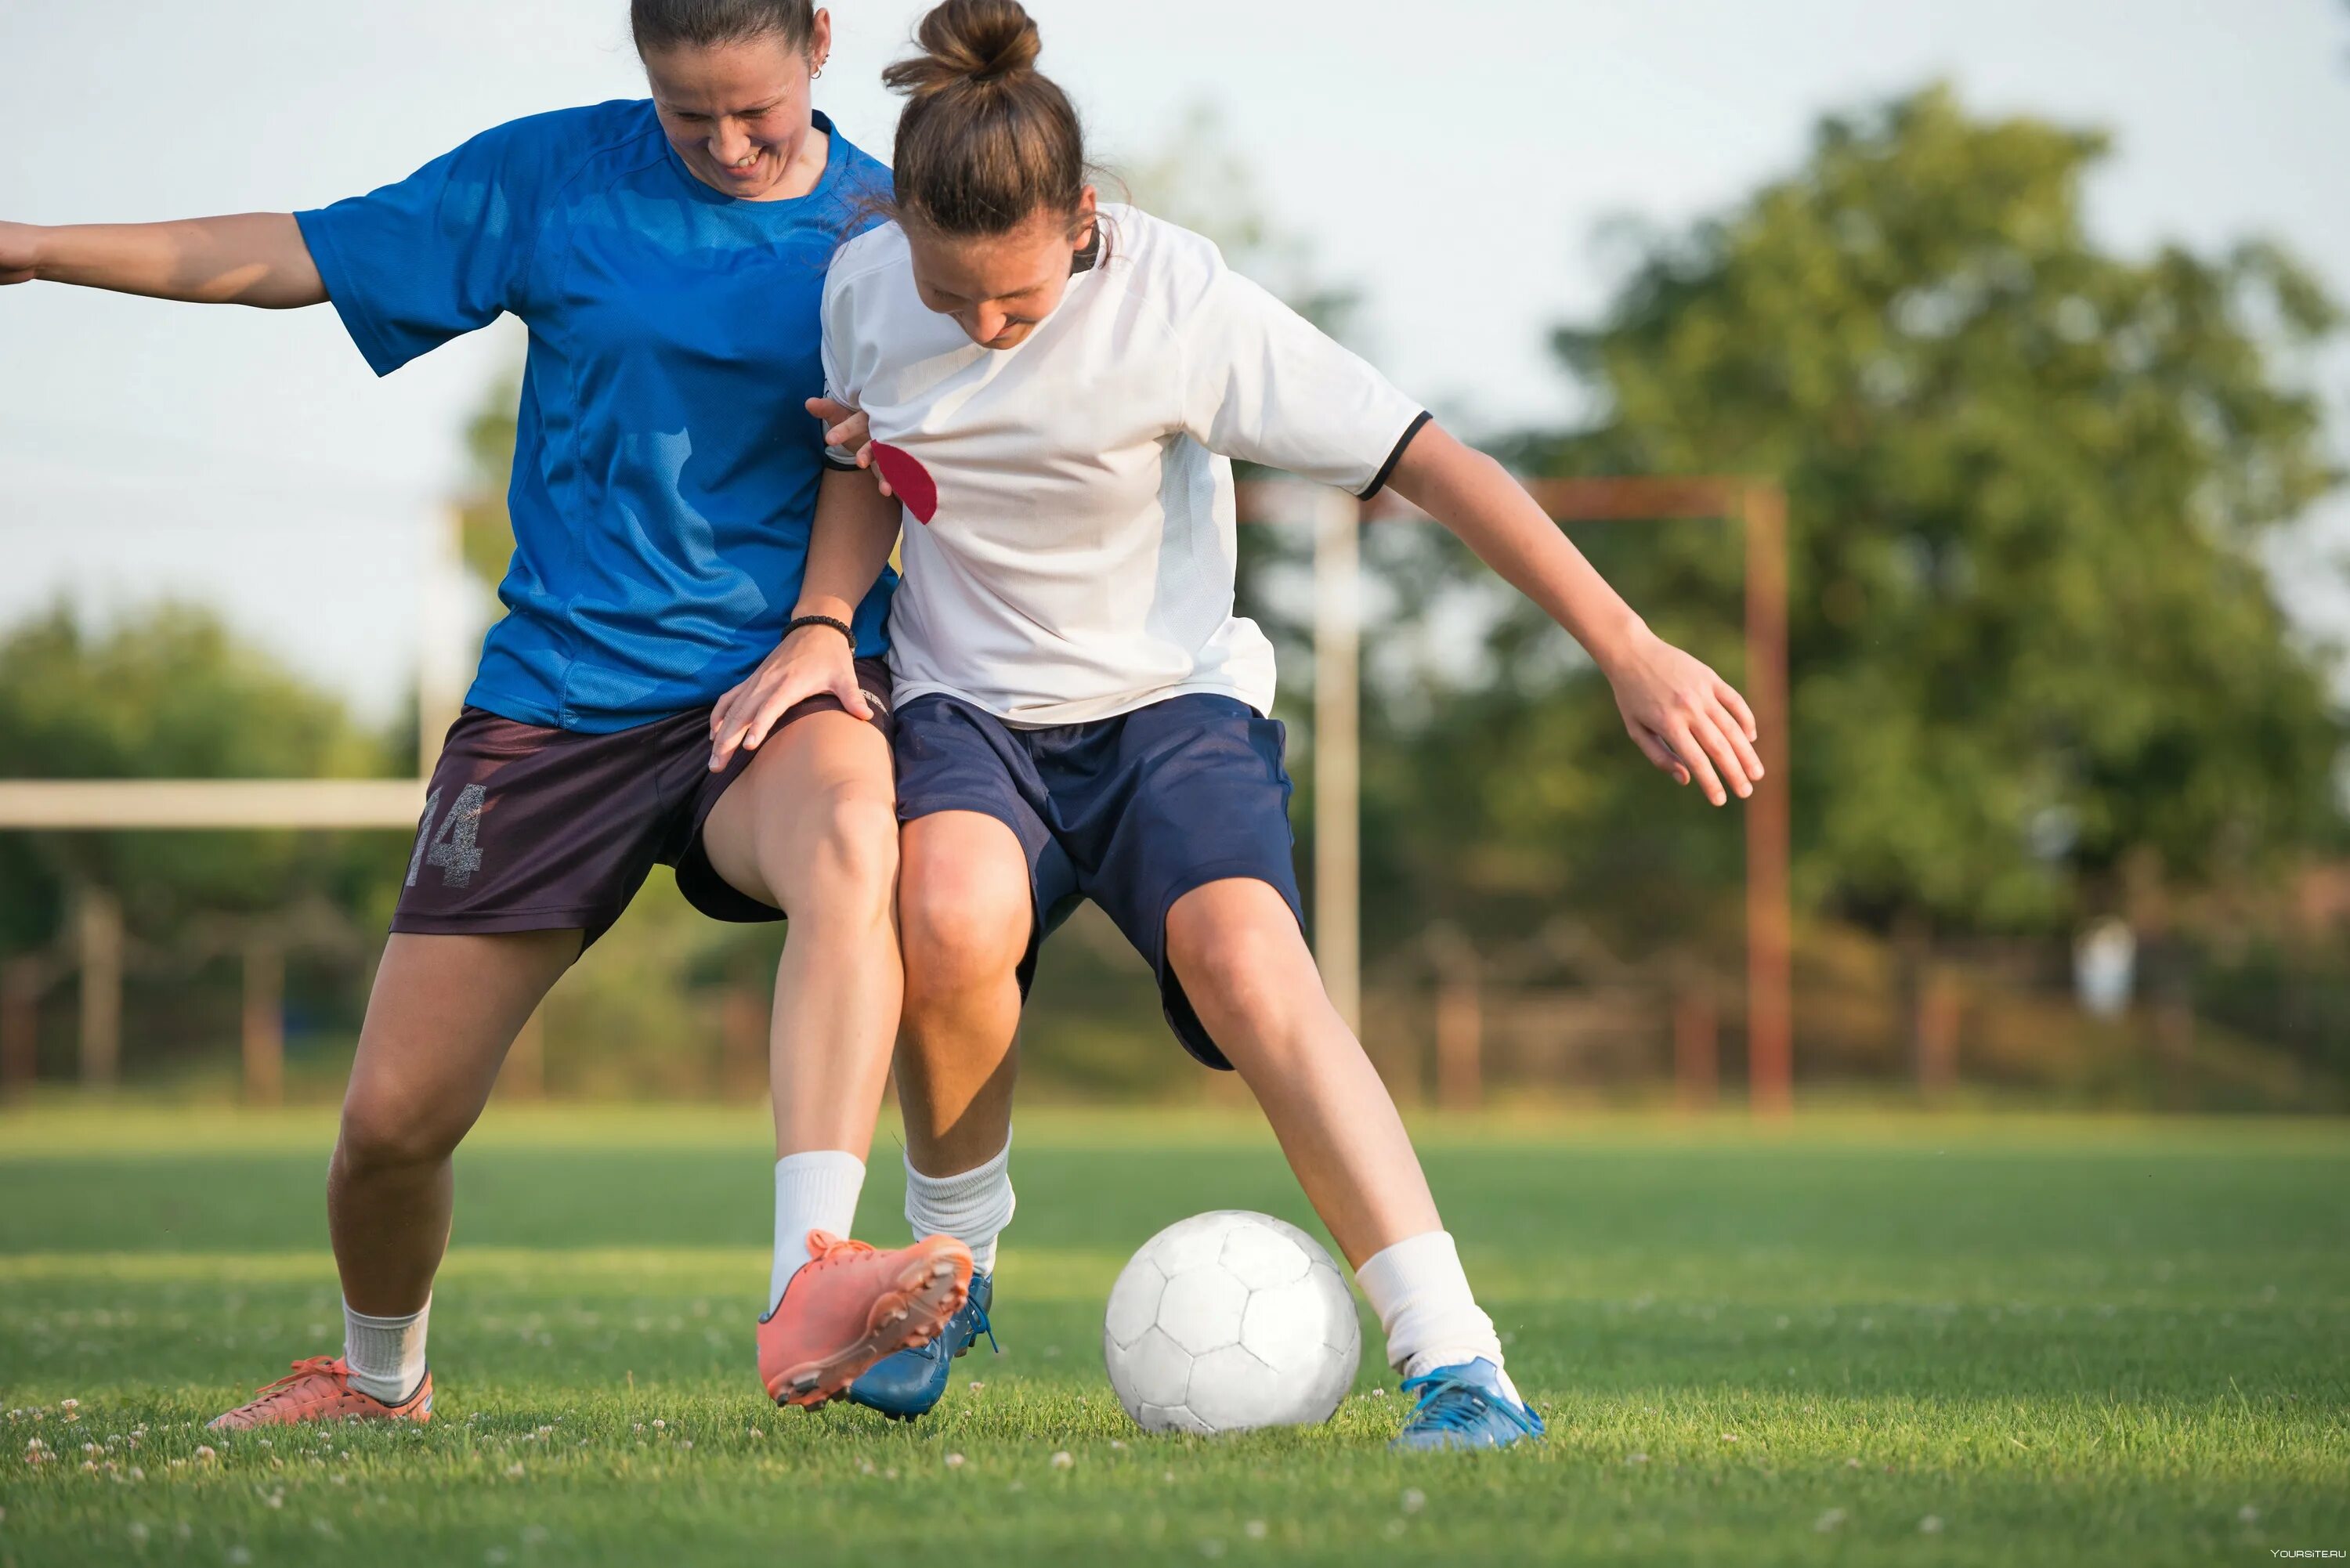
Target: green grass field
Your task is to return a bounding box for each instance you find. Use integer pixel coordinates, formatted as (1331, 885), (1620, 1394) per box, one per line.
(1, 1105), (2345, 1566)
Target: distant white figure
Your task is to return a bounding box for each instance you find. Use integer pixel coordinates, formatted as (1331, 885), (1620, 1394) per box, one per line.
(2074, 918), (2136, 1018)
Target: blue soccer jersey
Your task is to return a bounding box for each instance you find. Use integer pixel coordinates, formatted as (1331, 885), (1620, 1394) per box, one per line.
(297, 101), (893, 732)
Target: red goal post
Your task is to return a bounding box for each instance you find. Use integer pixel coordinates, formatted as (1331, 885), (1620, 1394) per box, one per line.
(0, 489), (1791, 1115)
(1235, 477), (1792, 1117)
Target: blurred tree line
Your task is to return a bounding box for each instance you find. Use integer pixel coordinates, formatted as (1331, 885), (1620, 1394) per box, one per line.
(0, 609), (408, 1083)
(1535, 84), (2341, 938)
(4, 85), (2342, 1100)
(0, 607), (395, 945)
(1330, 85), (2348, 1090)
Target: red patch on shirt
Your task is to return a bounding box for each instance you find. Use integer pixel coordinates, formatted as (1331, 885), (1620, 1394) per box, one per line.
(870, 442), (938, 524)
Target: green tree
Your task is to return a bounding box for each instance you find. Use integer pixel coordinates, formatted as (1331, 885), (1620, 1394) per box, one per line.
(0, 603), (402, 952)
(1377, 85), (2342, 966)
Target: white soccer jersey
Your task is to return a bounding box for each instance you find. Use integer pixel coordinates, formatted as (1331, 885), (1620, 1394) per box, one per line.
(821, 204), (1427, 725)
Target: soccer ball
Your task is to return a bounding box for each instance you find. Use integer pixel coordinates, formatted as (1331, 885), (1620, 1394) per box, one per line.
(1102, 1209), (1361, 1434)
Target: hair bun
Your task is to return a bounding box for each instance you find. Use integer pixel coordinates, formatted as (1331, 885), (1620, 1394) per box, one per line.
(884, 0), (1041, 98)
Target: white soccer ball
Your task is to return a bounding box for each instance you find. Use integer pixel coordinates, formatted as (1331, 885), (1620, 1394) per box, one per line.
(1102, 1209), (1361, 1435)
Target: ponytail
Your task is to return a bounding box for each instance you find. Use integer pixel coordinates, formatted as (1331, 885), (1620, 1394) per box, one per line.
(884, 0), (1089, 237)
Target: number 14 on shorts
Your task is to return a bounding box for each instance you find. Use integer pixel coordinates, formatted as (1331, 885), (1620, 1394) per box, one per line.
(406, 784), (486, 889)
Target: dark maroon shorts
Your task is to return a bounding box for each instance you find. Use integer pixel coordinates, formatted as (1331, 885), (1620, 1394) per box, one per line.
(392, 659), (892, 948)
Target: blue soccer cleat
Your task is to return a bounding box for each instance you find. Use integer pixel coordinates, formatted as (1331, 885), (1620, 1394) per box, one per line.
(1391, 1358), (1546, 1451)
(844, 1271), (996, 1420)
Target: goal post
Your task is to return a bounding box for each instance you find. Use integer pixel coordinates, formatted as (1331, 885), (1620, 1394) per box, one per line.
(1235, 476), (1793, 1116)
(0, 507), (470, 833)
(0, 489), (1791, 1114)
(0, 508), (471, 1097)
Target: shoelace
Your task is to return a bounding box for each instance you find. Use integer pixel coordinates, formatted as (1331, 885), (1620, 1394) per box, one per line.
(807, 1234), (877, 1266)
(234, 1357), (348, 1415)
(909, 1292), (998, 1362)
(1397, 1371), (1542, 1440)
(971, 1296), (1000, 1356)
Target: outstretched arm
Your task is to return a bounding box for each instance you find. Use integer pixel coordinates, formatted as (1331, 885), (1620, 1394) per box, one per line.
(707, 464), (904, 769)
(1385, 421), (1765, 807)
(0, 215), (324, 307)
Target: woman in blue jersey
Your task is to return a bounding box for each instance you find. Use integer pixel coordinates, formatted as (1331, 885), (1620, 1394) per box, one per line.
(0, 1), (977, 1426)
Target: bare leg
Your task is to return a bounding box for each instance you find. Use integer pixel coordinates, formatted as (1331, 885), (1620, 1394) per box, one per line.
(1164, 878), (1441, 1269)
(892, 811), (1032, 1177)
(698, 710), (902, 1162)
(331, 930), (580, 1315)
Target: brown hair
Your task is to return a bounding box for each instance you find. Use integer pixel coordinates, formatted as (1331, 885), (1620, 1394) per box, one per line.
(882, 0), (1089, 237)
(631, 0), (815, 55)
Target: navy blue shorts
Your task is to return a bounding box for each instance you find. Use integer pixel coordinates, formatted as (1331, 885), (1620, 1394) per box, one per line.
(892, 692), (1303, 1069)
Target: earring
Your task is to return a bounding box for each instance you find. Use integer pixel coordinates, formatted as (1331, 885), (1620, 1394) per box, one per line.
(812, 60), (826, 78)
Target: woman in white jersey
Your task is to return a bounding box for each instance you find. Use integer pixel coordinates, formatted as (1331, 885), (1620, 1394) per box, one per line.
(715, 0), (1765, 1446)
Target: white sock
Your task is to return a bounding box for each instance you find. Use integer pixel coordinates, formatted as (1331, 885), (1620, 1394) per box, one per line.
(1354, 1230), (1520, 1404)
(342, 1298), (429, 1405)
(769, 1150), (867, 1308)
(904, 1133), (1015, 1275)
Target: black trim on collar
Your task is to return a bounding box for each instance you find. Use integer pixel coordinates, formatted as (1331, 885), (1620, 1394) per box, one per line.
(1359, 410), (1434, 501)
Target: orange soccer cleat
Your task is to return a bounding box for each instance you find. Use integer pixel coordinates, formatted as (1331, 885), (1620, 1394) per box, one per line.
(207, 1357), (434, 1431)
(758, 1230), (972, 1407)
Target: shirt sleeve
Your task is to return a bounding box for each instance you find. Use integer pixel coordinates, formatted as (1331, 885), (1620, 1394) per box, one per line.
(818, 261), (863, 472)
(1180, 267), (1430, 499)
(294, 125), (544, 378)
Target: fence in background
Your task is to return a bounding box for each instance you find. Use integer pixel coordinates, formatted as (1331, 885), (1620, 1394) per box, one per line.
(1234, 476), (1791, 1115)
(1, 480), (1795, 1111)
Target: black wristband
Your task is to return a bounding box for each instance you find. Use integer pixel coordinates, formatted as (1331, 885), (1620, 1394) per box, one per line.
(784, 614), (855, 647)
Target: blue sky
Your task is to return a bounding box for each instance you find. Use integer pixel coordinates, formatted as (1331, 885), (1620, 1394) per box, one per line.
(3, 0), (2346, 719)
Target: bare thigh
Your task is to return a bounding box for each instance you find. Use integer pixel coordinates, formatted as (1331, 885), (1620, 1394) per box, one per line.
(699, 708), (897, 913)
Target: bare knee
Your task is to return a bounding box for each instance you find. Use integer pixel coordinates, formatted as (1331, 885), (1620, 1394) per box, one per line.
(335, 1087), (467, 1179)
(1170, 927), (1296, 1031)
(1166, 887), (1325, 1047)
(899, 877), (1027, 1018)
(772, 791), (898, 927)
